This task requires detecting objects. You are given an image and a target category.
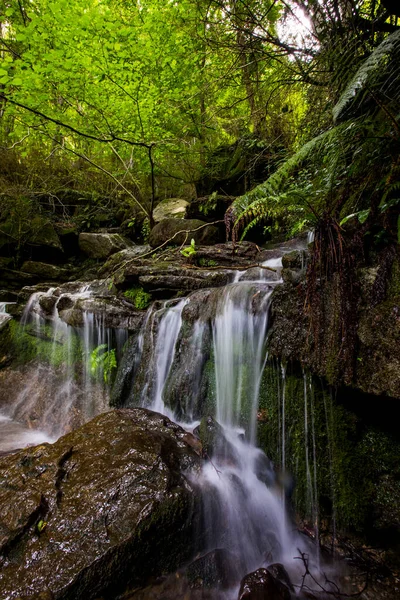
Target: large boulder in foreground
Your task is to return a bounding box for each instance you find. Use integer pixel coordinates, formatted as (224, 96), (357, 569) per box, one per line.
(0, 409), (202, 599)
(79, 232), (133, 259)
(149, 218), (220, 248)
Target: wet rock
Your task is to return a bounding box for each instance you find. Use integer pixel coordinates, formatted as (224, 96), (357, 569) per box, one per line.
(79, 232), (133, 259)
(23, 218), (64, 260)
(0, 289), (21, 303)
(138, 271), (231, 295)
(163, 318), (212, 420)
(0, 268), (39, 289)
(0, 313), (11, 332)
(267, 564), (294, 592)
(21, 261), (69, 282)
(194, 416), (237, 462)
(114, 261), (233, 297)
(55, 224), (80, 257)
(0, 363), (109, 436)
(58, 296), (144, 331)
(99, 246), (152, 276)
(185, 548), (237, 589)
(0, 408), (202, 599)
(149, 218), (220, 248)
(238, 568), (292, 600)
(240, 267), (281, 282)
(281, 250), (307, 270)
(281, 268), (305, 286)
(153, 198), (189, 223)
(195, 242), (262, 266)
(110, 334), (142, 407)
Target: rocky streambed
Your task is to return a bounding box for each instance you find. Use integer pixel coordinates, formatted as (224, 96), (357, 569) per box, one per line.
(0, 231), (400, 599)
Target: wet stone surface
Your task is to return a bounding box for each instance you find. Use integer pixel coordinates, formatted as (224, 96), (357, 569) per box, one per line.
(0, 408), (202, 600)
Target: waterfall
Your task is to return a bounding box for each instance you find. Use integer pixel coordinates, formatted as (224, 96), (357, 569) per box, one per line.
(0, 284), (126, 452)
(2, 246), (327, 593)
(125, 254), (321, 593)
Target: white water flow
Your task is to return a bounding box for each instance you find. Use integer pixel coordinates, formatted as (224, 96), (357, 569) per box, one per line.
(0, 285), (124, 453)
(140, 256), (320, 591)
(151, 299), (187, 415)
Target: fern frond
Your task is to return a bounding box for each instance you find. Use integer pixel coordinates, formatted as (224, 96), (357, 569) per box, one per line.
(333, 29), (400, 122)
(230, 124), (350, 239)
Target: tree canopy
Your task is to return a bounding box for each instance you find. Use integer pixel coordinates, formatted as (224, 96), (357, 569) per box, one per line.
(0, 0), (399, 229)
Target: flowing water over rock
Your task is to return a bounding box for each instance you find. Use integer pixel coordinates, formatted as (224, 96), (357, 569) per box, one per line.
(0, 283), (129, 453)
(0, 244), (340, 597)
(121, 253), (325, 596)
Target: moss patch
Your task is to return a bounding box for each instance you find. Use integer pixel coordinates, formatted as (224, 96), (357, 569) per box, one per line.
(123, 286), (152, 310)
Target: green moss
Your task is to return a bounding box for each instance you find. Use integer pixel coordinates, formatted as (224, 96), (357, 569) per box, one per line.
(256, 360), (400, 538)
(123, 286), (152, 310)
(198, 258), (218, 267)
(7, 320), (83, 369)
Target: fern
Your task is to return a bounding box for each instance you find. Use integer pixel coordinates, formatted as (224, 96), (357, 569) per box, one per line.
(333, 29), (400, 122)
(229, 124), (350, 240)
(90, 344), (117, 384)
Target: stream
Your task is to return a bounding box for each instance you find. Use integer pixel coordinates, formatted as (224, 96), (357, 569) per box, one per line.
(0, 244), (343, 597)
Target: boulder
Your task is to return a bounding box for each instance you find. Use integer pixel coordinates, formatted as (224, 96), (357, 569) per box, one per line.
(0, 313), (11, 332)
(195, 242), (262, 267)
(57, 296), (145, 331)
(0, 268), (40, 289)
(0, 408), (202, 599)
(185, 548), (237, 590)
(110, 335), (142, 407)
(267, 564), (294, 592)
(28, 218), (64, 254)
(99, 246), (152, 276)
(149, 218), (220, 248)
(153, 198), (189, 223)
(21, 261), (69, 282)
(79, 232), (133, 259)
(194, 416), (238, 462)
(238, 568), (292, 600)
(113, 261), (233, 298)
(281, 250), (306, 270)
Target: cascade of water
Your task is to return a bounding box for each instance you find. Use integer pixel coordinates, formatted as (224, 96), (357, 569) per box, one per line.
(281, 362), (287, 473)
(124, 254), (321, 591)
(140, 299), (187, 417)
(213, 283), (271, 442)
(309, 376), (320, 566)
(303, 370), (313, 516)
(2, 285), (125, 449)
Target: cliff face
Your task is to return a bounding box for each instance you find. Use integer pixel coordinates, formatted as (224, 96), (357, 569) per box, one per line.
(268, 250), (400, 400)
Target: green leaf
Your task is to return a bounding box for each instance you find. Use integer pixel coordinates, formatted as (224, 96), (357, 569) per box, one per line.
(340, 209), (370, 226)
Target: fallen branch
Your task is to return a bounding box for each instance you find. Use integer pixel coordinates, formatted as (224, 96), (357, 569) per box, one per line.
(294, 549), (369, 598)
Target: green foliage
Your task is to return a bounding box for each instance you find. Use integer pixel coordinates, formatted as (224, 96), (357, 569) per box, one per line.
(90, 344), (117, 384)
(123, 287), (152, 310)
(36, 520), (47, 534)
(180, 238), (196, 258)
(8, 321), (82, 368)
(198, 258), (218, 267)
(141, 219), (151, 244)
(333, 29), (400, 123)
(199, 192), (218, 217)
